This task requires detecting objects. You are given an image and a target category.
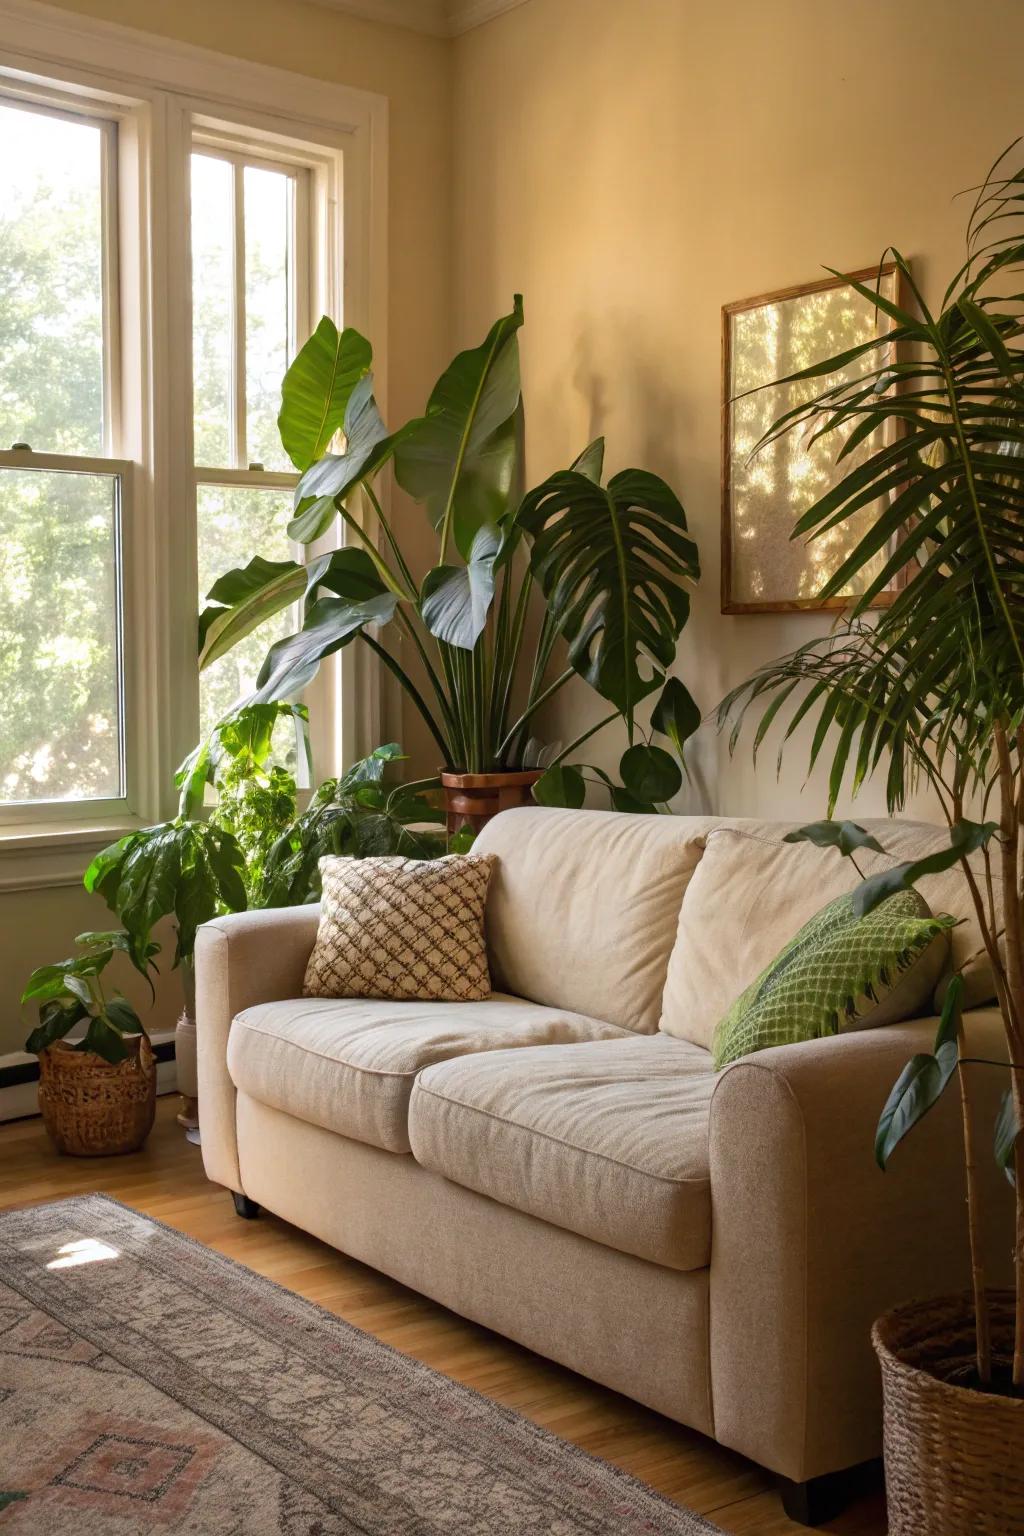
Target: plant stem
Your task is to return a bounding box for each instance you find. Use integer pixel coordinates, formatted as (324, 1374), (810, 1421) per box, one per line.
(336, 505), (409, 600)
(956, 1039), (992, 1384)
(395, 609), (457, 738)
(363, 484), (418, 598)
(497, 667), (574, 760)
(993, 722), (1024, 1387)
(359, 632), (453, 767)
(549, 710), (620, 769)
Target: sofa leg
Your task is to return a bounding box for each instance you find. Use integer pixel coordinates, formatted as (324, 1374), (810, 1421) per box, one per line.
(232, 1192), (260, 1220)
(777, 1461), (882, 1527)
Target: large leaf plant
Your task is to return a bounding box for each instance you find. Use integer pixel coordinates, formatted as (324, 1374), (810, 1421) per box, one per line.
(200, 296), (702, 810)
(719, 146), (1024, 1392)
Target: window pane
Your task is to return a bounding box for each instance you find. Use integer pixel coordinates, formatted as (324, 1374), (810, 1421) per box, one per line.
(245, 165), (293, 471)
(0, 467), (122, 803)
(191, 154), (234, 467)
(197, 484), (295, 738)
(0, 102), (105, 455)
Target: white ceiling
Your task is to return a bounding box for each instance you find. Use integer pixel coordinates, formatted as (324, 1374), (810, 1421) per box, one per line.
(305, 0), (530, 37)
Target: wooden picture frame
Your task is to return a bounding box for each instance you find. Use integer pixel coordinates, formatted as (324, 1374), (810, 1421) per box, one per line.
(721, 263), (905, 614)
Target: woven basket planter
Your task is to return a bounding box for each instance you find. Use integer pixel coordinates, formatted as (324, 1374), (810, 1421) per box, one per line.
(873, 1292), (1024, 1534)
(38, 1036), (157, 1157)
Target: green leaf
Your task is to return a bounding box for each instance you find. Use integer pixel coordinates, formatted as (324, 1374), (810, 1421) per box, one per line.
(783, 820), (887, 859)
(853, 820), (1000, 917)
(253, 590), (398, 704)
(420, 523), (502, 650)
(995, 1087), (1021, 1187)
(619, 743), (682, 803)
(518, 465), (698, 737)
(22, 961), (84, 1004)
(278, 318), (372, 473)
(571, 437), (605, 483)
(78, 1014), (131, 1064)
(532, 763), (586, 808)
(199, 556), (307, 670)
(395, 296), (524, 560)
(650, 676), (701, 760)
(104, 996), (144, 1035)
(448, 826), (477, 853)
(876, 1018), (961, 1169)
(290, 374), (410, 541)
(609, 785), (658, 814)
(25, 998), (86, 1054)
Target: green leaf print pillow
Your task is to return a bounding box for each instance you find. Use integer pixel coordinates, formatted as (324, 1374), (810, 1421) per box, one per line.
(711, 888), (956, 1071)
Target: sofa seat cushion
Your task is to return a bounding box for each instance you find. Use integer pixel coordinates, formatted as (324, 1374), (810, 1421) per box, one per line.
(408, 1035), (715, 1271)
(226, 994), (627, 1155)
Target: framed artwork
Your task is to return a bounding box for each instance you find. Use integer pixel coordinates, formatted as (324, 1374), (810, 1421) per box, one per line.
(721, 263), (905, 614)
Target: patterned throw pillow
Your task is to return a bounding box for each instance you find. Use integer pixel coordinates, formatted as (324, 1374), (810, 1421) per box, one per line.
(303, 853), (498, 1002)
(712, 888), (956, 1071)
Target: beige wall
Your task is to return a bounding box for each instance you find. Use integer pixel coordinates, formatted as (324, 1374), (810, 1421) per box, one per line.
(1, 0), (452, 1057)
(452, 0), (1024, 821)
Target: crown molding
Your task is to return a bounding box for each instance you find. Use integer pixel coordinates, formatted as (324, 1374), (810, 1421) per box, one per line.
(306, 0), (530, 38)
(446, 0), (531, 34)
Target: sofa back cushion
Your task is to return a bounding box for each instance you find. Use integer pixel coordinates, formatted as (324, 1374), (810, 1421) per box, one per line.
(473, 807), (719, 1033)
(660, 819), (1000, 1048)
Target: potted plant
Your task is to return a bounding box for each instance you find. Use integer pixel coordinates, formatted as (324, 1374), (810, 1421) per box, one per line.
(22, 931), (159, 1156)
(720, 148), (1024, 1530)
(198, 297), (702, 828)
(81, 710), (444, 1130)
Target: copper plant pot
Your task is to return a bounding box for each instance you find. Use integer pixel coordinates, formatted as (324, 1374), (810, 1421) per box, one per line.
(38, 1036), (157, 1157)
(872, 1291), (1024, 1534)
(440, 769), (542, 835)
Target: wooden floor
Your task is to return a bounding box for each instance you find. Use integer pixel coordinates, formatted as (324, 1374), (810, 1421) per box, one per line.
(0, 1095), (887, 1536)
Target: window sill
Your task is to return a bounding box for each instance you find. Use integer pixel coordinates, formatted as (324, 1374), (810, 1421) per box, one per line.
(0, 818), (142, 893)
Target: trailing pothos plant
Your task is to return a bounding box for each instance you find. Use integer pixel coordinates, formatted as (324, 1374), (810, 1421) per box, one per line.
(198, 297), (701, 810)
(80, 711), (441, 975)
(719, 147), (1024, 1393)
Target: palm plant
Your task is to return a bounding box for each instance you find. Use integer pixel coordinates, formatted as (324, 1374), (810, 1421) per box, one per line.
(719, 146), (1024, 1392)
(199, 298), (701, 808)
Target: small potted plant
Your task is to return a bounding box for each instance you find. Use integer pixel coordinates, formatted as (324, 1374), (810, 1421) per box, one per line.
(22, 931), (159, 1156)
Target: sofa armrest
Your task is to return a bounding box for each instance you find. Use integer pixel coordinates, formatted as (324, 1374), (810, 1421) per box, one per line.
(196, 906), (321, 1194)
(708, 1010), (1013, 1483)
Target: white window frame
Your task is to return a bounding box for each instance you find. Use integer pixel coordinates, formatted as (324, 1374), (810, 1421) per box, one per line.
(0, 0), (387, 891)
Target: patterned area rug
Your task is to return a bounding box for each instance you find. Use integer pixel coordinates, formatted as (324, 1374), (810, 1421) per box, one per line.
(0, 1195), (723, 1534)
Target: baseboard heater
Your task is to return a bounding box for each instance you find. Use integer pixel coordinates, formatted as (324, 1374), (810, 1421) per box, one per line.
(0, 1033), (177, 1123)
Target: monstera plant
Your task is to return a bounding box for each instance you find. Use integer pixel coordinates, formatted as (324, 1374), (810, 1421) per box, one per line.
(199, 297), (701, 812)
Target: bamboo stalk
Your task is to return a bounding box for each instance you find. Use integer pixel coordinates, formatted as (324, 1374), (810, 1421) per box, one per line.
(993, 722), (1024, 1387)
(956, 1039), (992, 1383)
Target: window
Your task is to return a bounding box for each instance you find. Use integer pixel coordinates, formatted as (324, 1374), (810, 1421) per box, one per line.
(0, 95), (129, 813)
(0, 6), (379, 869)
(190, 142), (311, 740)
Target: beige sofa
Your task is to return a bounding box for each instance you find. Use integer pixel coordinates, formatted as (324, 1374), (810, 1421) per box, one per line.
(196, 808), (1013, 1521)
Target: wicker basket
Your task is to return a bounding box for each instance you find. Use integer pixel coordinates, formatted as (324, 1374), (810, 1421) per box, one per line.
(38, 1036), (157, 1157)
(873, 1291), (1024, 1534)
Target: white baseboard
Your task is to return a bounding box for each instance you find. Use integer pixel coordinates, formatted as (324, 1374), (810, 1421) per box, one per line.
(0, 1030), (178, 1124)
